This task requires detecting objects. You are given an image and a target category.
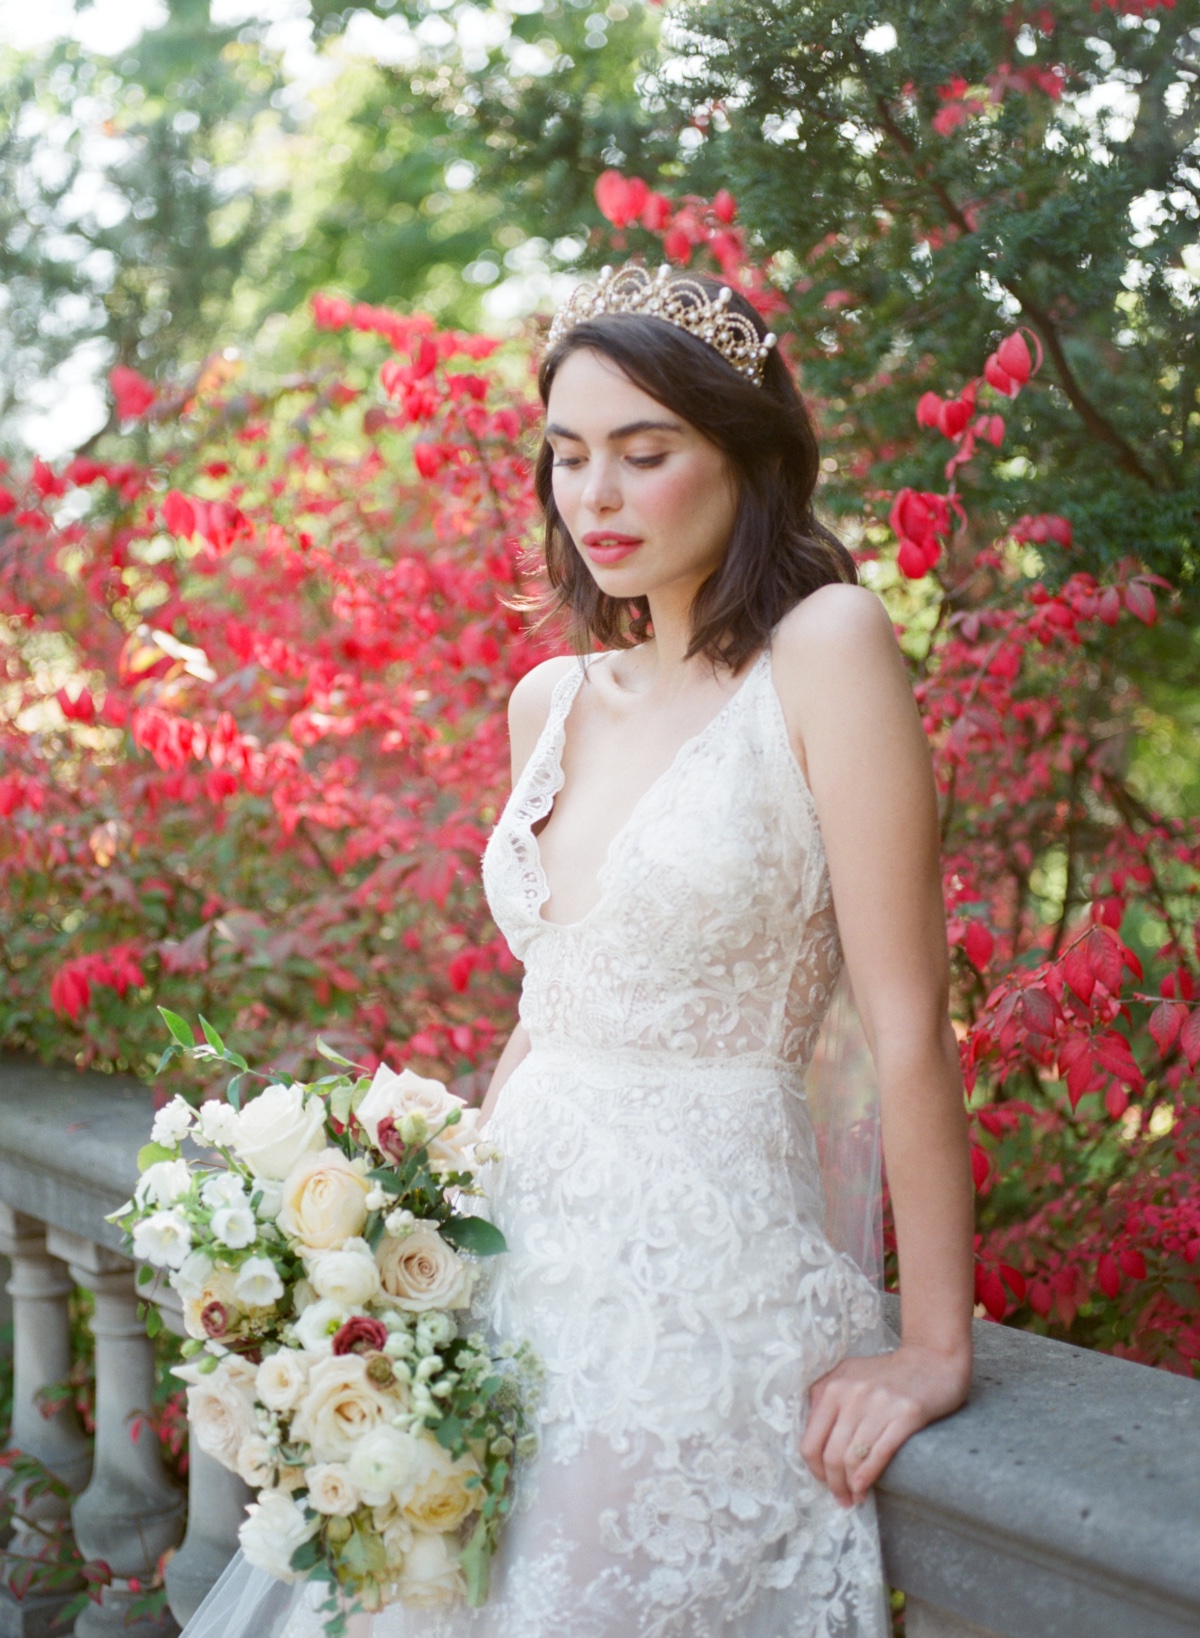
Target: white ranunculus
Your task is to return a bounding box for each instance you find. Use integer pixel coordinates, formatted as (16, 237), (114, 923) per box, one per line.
(234, 1255), (285, 1308)
(211, 1203), (257, 1250)
(151, 1095), (195, 1148)
(306, 1462), (360, 1517)
(394, 1530), (467, 1609)
(308, 1239), (381, 1308)
(235, 1435), (277, 1489)
(132, 1209), (192, 1270)
(292, 1297), (351, 1356)
(171, 1250), (215, 1302)
(377, 1223), (473, 1312)
(289, 1353), (391, 1464)
(201, 1171), (247, 1210)
(346, 1425), (424, 1508)
(135, 1159), (192, 1209)
(238, 1489), (317, 1583)
(176, 1356), (257, 1472)
(196, 1099), (240, 1147)
(278, 1150), (370, 1252)
(256, 1349), (309, 1413)
(232, 1083), (325, 1180)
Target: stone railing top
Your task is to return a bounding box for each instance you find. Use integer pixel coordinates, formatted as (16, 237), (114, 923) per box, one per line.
(0, 1051), (153, 1254)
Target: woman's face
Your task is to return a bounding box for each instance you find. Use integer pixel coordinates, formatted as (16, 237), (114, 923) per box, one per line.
(545, 346), (738, 603)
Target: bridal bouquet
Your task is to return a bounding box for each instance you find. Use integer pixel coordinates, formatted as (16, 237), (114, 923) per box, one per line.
(110, 1011), (537, 1631)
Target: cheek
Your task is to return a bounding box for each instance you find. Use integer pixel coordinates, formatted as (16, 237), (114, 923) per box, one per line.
(641, 463), (734, 543)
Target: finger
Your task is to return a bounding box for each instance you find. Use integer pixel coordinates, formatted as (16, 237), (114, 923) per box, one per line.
(849, 1417), (915, 1502)
(819, 1403), (868, 1508)
(799, 1380), (846, 1479)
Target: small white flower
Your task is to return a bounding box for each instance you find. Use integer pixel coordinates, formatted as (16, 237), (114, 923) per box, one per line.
(292, 1297), (351, 1355)
(151, 1096), (196, 1148)
(136, 1159), (192, 1209)
(211, 1204), (257, 1250)
(397, 1110), (429, 1145)
(384, 1208), (415, 1237)
(132, 1209), (192, 1269)
(201, 1172), (248, 1210)
(250, 1178), (284, 1221)
(234, 1255), (284, 1308)
(415, 1311), (455, 1349)
(364, 1187), (388, 1212)
(474, 1141), (501, 1165)
(196, 1100), (240, 1147)
(172, 1250), (215, 1301)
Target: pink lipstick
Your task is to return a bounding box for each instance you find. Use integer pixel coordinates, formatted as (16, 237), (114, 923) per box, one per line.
(581, 532), (643, 565)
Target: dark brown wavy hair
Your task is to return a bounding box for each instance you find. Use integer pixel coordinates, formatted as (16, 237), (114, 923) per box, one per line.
(534, 273), (856, 673)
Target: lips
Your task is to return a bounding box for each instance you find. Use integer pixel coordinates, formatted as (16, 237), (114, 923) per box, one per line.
(581, 532), (643, 565)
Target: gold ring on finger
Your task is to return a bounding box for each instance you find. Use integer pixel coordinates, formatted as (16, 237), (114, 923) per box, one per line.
(849, 1441), (871, 1462)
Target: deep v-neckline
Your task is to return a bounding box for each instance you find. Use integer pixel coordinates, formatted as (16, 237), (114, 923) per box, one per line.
(527, 647), (772, 931)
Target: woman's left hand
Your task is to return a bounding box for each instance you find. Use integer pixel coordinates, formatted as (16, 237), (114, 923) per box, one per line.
(799, 1343), (971, 1508)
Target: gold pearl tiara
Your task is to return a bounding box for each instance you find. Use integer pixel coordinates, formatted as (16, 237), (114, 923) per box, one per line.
(545, 262), (778, 387)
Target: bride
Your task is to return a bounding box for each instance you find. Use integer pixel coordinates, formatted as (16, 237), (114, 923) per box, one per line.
(185, 265), (974, 1637)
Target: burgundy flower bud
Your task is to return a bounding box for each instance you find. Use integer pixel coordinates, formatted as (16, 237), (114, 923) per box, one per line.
(200, 1301), (228, 1339)
(331, 1315), (390, 1356)
(375, 1115), (407, 1164)
(364, 1352), (396, 1388)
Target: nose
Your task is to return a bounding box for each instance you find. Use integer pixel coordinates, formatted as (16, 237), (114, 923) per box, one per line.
(580, 453), (621, 515)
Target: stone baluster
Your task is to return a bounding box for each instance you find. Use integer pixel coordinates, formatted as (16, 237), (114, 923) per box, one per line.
(153, 1283), (252, 1625)
(46, 1230), (184, 1638)
(0, 1206), (94, 1636)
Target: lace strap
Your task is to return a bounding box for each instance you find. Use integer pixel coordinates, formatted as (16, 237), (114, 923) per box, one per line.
(505, 659), (589, 920)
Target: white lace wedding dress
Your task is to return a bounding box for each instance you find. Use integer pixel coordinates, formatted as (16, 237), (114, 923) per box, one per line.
(186, 642), (892, 1638)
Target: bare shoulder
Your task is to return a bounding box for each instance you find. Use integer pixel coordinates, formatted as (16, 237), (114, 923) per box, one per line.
(772, 584), (907, 708)
(507, 654), (580, 783)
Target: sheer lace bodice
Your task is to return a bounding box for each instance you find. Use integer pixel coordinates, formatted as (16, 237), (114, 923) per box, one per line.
(483, 646), (843, 1066)
(187, 639), (891, 1638)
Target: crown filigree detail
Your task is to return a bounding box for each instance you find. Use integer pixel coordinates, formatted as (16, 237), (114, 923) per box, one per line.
(546, 263), (778, 386)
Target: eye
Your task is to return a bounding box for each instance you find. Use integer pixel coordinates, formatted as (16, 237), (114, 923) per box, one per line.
(627, 453), (667, 468)
(551, 454), (584, 468)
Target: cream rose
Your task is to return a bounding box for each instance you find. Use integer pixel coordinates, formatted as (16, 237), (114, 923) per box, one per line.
(235, 1435), (277, 1489)
(279, 1149), (370, 1252)
(256, 1349), (309, 1413)
(377, 1224), (473, 1312)
(180, 1264), (241, 1341)
(308, 1239), (381, 1307)
(306, 1462), (361, 1517)
(394, 1530), (467, 1609)
(401, 1443), (481, 1532)
(238, 1489), (317, 1583)
(175, 1356), (257, 1473)
(289, 1353), (391, 1464)
(346, 1425), (424, 1508)
(232, 1083), (326, 1180)
(355, 1065), (454, 1149)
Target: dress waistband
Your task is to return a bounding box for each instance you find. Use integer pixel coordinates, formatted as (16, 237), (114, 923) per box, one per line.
(523, 1038), (810, 1085)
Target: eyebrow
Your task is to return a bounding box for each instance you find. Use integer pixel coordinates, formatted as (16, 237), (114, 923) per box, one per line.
(545, 418), (684, 442)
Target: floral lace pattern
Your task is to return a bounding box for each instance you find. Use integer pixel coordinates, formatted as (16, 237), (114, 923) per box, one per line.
(274, 642), (891, 1638)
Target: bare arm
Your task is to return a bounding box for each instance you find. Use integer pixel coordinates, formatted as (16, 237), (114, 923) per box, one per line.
(477, 655), (577, 1130)
(773, 585), (974, 1507)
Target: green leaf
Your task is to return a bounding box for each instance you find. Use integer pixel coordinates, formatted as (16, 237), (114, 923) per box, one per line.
(225, 1074), (246, 1112)
(158, 1007), (195, 1048)
(198, 1014), (226, 1055)
(145, 1305), (162, 1338)
(226, 1050), (249, 1072)
(461, 1518), (492, 1607)
(439, 1215), (508, 1258)
(329, 1078), (355, 1126)
(154, 1043), (181, 1076)
(366, 1167), (404, 1195)
(135, 1263), (155, 1289)
(316, 1037), (359, 1068)
(137, 1141), (177, 1171)
(289, 1538), (322, 1574)
(434, 1415), (464, 1451)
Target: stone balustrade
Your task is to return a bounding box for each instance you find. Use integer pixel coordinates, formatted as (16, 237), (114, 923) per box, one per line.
(0, 1051), (1197, 1638)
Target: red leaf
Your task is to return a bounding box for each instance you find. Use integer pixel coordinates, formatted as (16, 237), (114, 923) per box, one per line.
(1083, 926), (1122, 993)
(1093, 1029), (1143, 1090)
(1028, 1280), (1052, 1317)
(1148, 1000), (1184, 1056)
(1118, 1249), (1146, 1281)
(1058, 1035), (1095, 1108)
(1181, 1007), (1200, 1070)
(1021, 985), (1060, 1035)
(1062, 946), (1095, 1005)
(1097, 1254), (1121, 1300)
(995, 331), (1032, 386)
(936, 398), (971, 439)
(640, 191), (672, 231)
(1104, 1081), (1128, 1120)
(162, 490), (195, 537)
(984, 354), (1017, 396)
(978, 1267), (1007, 1320)
(1097, 587), (1120, 626)
(1123, 582), (1157, 625)
(916, 392), (943, 430)
(711, 188), (737, 224)
(897, 538), (930, 579)
(999, 1264), (1026, 1302)
(964, 922), (995, 971)
(970, 1144), (991, 1190)
(110, 364), (156, 420)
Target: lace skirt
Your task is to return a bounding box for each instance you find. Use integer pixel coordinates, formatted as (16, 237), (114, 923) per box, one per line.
(184, 1045), (893, 1638)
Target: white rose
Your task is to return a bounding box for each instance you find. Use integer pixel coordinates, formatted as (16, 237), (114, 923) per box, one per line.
(306, 1462), (360, 1517)
(308, 1240), (381, 1308)
(201, 1172), (247, 1210)
(197, 1099), (240, 1147)
(234, 1255), (285, 1308)
(136, 1159), (192, 1209)
(394, 1530), (467, 1609)
(211, 1204), (257, 1250)
(355, 1065), (455, 1150)
(289, 1353), (391, 1464)
(256, 1349), (310, 1413)
(132, 1209), (192, 1270)
(235, 1435), (277, 1489)
(179, 1263), (240, 1340)
(151, 1095), (195, 1148)
(377, 1224), (473, 1312)
(401, 1442), (481, 1532)
(238, 1489), (317, 1583)
(346, 1425), (424, 1508)
(278, 1150), (370, 1252)
(176, 1356), (257, 1472)
(292, 1297), (351, 1356)
(232, 1083), (326, 1180)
